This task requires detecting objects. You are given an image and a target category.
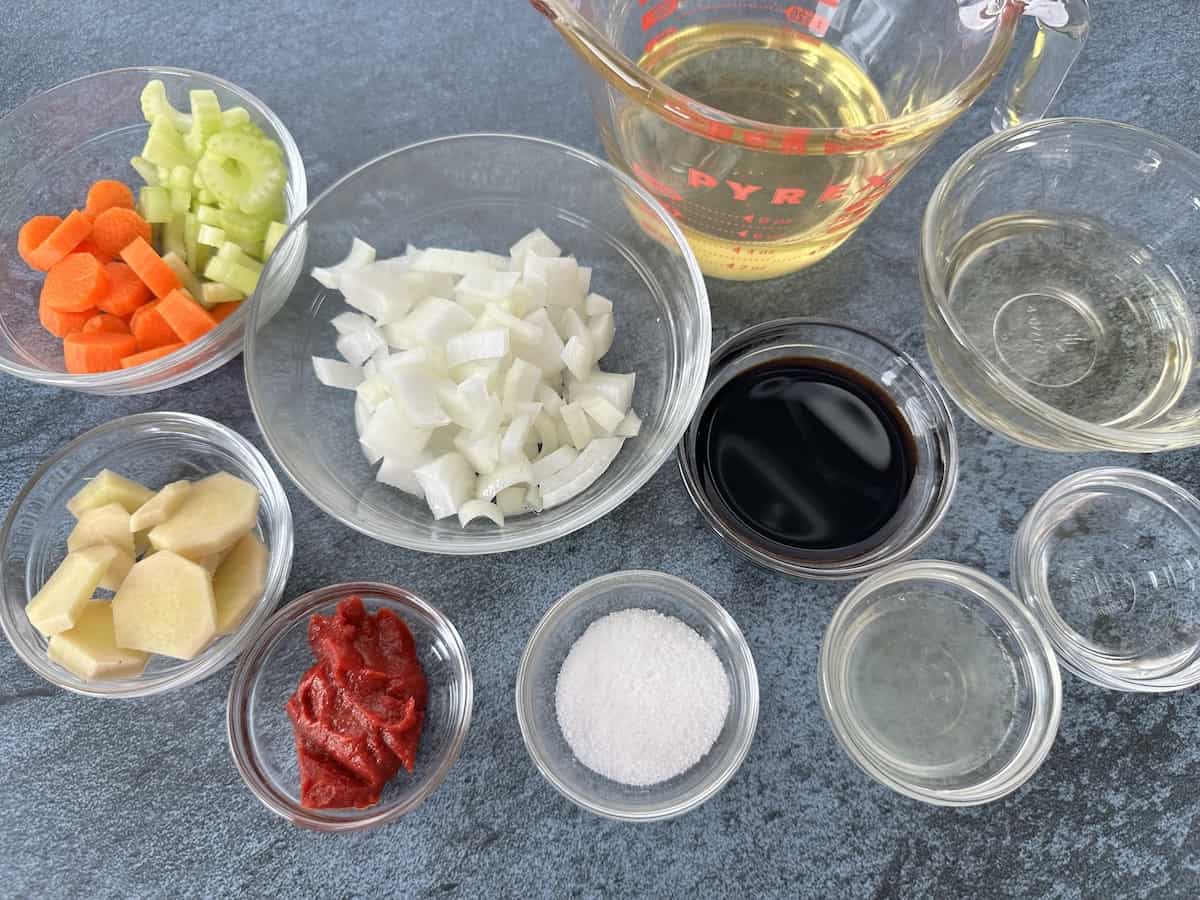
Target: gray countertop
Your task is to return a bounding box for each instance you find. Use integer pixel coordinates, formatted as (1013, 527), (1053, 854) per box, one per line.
(3, 2), (1200, 898)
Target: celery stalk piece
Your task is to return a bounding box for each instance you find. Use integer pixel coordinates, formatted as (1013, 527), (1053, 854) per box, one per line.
(169, 166), (194, 191)
(262, 221), (287, 259)
(138, 186), (173, 224)
(130, 156), (161, 186)
(170, 188), (191, 215)
(197, 132), (286, 215)
(142, 116), (195, 170)
(216, 242), (264, 273)
(185, 89), (222, 156)
(140, 80), (192, 130)
(195, 205), (221, 226)
(220, 107), (250, 129)
(161, 252), (202, 300)
(164, 215), (187, 262)
(184, 213), (202, 274)
(197, 224), (226, 248)
(197, 189), (218, 206)
(204, 257), (259, 296)
(200, 283), (244, 306)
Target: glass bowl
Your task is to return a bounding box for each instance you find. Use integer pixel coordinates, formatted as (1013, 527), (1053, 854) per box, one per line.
(922, 118), (1200, 452)
(820, 561), (1062, 806)
(226, 582), (473, 832)
(677, 319), (959, 580)
(516, 570), (758, 821)
(244, 133), (710, 554)
(0, 66), (306, 394)
(1012, 467), (1200, 692)
(0, 412), (294, 698)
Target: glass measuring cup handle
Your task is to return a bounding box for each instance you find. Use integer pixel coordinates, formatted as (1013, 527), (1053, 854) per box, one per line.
(991, 0), (1091, 132)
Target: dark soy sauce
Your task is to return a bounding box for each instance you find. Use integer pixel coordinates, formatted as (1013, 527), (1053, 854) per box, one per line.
(695, 357), (916, 557)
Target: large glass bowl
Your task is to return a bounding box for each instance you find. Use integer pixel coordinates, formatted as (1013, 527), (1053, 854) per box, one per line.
(0, 67), (306, 394)
(244, 133), (710, 554)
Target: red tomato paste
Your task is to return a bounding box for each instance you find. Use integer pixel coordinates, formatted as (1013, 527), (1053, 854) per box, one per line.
(286, 595), (428, 809)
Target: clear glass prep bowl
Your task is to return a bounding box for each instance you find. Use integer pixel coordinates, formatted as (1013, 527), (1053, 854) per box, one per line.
(820, 561), (1062, 806)
(226, 582), (473, 833)
(677, 319), (959, 580)
(244, 133), (710, 555)
(515, 570), (758, 822)
(0, 412), (294, 698)
(0, 66), (307, 394)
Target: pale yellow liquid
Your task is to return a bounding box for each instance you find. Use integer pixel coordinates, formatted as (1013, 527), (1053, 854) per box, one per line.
(605, 23), (897, 279)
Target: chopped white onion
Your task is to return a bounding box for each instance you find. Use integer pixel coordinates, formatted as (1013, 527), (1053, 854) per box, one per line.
(476, 462), (533, 501)
(413, 452), (475, 519)
(502, 358), (542, 414)
(510, 229), (561, 269)
(531, 445), (578, 482)
(312, 357), (364, 390)
(581, 395), (625, 434)
(312, 238), (376, 289)
(561, 336), (593, 382)
(585, 293), (613, 316)
(559, 402), (593, 450)
(414, 248), (505, 275)
(400, 296), (476, 346)
(588, 312), (615, 359)
(385, 368), (453, 428)
(458, 499), (505, 528)
(336, 325), (387, 367)
(541, 437), (625, 509)
(331, 311), (373, 334)
(495, 485), (527, 516)
(615, 410), (642, 438)
(360, 398), (433, 459)
(446, 328), (509, 367)
(377, 453), (432, 497)
(501, 413), (535, 463)
(454, 429), (501, 475)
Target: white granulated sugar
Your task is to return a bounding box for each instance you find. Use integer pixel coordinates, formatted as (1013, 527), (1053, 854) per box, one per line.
(554, 607), (731, 787)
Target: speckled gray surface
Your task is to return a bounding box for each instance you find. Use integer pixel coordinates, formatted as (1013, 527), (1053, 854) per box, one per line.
(3, 2), (1200, 898)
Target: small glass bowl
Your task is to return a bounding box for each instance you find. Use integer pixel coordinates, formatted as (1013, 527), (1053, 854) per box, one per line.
(516, 570), (758, 822)
(1012, 467), (1200, 692)
(244, 133), (710, 554)
(677, 319), (959, 580)
(0, 66), (306, 394)
(820, 561), (1061, 806)
(226, 582), (473, 832)
(0, 412), (294, 698)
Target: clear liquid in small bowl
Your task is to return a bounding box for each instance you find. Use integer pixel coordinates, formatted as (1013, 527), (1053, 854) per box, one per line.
(944, 212), (1196, 430)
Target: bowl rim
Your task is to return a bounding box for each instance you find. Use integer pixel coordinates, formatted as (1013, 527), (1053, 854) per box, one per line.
(243, 131), (710, 554)
(0, 65), (307, 394)
(0, 410), (295, 698)
(920, 116), (1200, 453)
(819, 559), (1063, 806)
(225, 581), (474, 833)
(677, 317), (960, 580)
(515, 569), (759, 822)
(1011, 466), (1200, 692)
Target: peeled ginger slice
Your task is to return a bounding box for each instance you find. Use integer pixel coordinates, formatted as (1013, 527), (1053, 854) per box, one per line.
(26, 546), (119, 636)
(47, 600), (149, 681)
(148, 472), (259, 559)
(128, 480), (192, 533)
(212, 533), (268, 634)
(67, 503), (135, 555)
(112, 552), (217, 660)
(67, 470), (153, 519)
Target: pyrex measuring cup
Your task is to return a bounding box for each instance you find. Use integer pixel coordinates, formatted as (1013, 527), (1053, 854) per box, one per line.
(532, 0), (1090, 280)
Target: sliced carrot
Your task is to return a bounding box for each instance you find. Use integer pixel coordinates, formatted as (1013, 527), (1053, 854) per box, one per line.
(210, 300), (242, 323)
(157, 289), (218, 342)
(119, 342), (185, 369)
(82, 313), (130, 335)
(119, 236), (180, 298)
(129, 301), (180, 351)
(97, 261), (152, 317)
(39, 300), (96, 338)
(72, 237), (113, 262)
(41, 253), (109, 312)
(63, 331), (138, 374)
(27, 209), (93, 271)
(18, 215), (62, 269)
(84, 180), (135, 217)
(90, 207), (151, 261)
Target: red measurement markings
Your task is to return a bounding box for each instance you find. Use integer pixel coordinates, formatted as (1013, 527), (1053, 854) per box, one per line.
(643, 26), (678, 53)
(642, 0), (678, 31)
(785, 6), (830, 31)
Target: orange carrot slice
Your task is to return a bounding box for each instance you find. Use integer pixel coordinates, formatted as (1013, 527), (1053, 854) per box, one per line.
(63, 331), (138, 374)
(39, 300), (96, 338)
(18, 216), (62, 269)
(157, 289), (218, 342)
(82, 313), (131, 335)
(27, 210), (93, 271)
(41, 253), (109, 312)
(90, 207), (151, 261)
(73, 237), (114, 262)
(119, 342), (185, 368)
(210, 300), (242, 323)
(130, 301), (180, 351)
(97, 261), (152, 318)
(119, 236), (181, 298)
(84, 180), (135, 217)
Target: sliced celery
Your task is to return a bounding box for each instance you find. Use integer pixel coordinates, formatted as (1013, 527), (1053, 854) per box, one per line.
(161, 251), (202, 300)
(204, 256), (259, 296)
(262, 221), (288, 259)
(200, 282), (245, 306)
(221, 107), (250, 129)
(142, 116), (194, 170)
(140, 80), (192, 131)
(216, 241), (264, 273)
(197, 131), (285, 215)
(170, 188), (191, 215)
(169, 166), (194, 191)
(185, 89), (222, 156)
(130, 156), (161, 186)
(197, 224), (226, 248)
(219, 208), (268, 244)
(138, 186), (173, 224)
(196, 205), (222, 226)
(164, 215), (187, 261)
(184, 213), (201, 274)
(197, 189), (218, 206)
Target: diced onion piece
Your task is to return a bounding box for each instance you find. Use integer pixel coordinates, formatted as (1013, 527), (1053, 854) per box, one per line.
(331, 311), (372, 334)
(400, 296), (476, 347)
(525, 255), (582, 309)
(312, 238), (375, 288)
(446, 328), (509, 367)
(525, 484), (544, 513)
(541, 437), (625, 509)
(502, 358), (542, 414)
(533, 411), (560, 455)
(482, 305), (543, 344)
(384, 368), (452, 428)
(455, 271), (521, 305)
(379, 346), (448, 378)
(495, 486), (527, 516)
(413, 247), (505, 275)
(501, 414), (535, 464)
(536, 383), (564, 414)
(458, 499), (504, 528)
(531, 445), (578, 482)
(312, 356), (364, 390)
(476, 462), (533, 501)
(585, 293), (613, 316)
(360, 398), (433, 459)
(561, 336), (593, 382)
(356, 377), (391, 410)
(576, 266), (592, 296)
(571, 372), (635, 412)
(339, 263), (413, 323)
(454, 429), (501, 475)
(377, 452), (433, 497)
(615, 410), (642, 438)
(589, 312), (615, 359)
(510, 228), (561, 269)
(336, 324), (386, 366)
(560, 307), (590, 345)
(514, 308), (565, 375)
(413, 453), (476, 519)
(581, 395), (624, 434)
(559, 402), (592, 450)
